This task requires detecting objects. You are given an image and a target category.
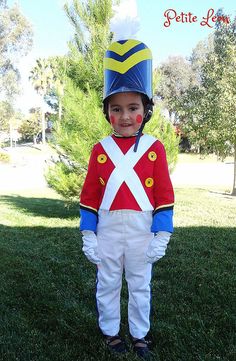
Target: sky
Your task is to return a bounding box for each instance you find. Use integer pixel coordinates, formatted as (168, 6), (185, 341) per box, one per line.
(7, 0), (236, 114)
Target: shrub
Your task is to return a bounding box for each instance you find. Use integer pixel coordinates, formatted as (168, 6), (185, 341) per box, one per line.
(0, 150), (10, 163)
(145, 109), (179, 173)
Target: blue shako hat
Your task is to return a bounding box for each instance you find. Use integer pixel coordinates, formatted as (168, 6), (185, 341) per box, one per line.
(103, 39), (153, 103)
(103, 39), (153, 152)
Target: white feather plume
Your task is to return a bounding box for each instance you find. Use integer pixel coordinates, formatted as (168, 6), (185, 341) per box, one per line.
(110, 0), (140, 41)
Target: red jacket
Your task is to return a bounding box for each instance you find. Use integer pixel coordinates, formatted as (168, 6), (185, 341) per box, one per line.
(80, 134), (174, 214)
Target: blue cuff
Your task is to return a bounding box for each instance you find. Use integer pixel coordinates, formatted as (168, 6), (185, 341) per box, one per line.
(80, 208), (98, 232)
(151, 209), (174, 233)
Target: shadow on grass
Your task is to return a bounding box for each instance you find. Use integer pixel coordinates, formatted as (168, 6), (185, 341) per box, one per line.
(0, 194), (79, 219)
(208, 190), (236, 199)
(0, 224), (235, 361)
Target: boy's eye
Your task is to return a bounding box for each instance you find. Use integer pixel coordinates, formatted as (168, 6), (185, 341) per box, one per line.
(130, 106), (138, 111)
(111, 107), (120, 112)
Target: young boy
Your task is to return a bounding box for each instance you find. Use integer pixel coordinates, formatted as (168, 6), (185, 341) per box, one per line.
(79, 39), (174, 359)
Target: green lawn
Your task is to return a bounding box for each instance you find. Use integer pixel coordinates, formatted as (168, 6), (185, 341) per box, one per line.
(0, 188), (235, 361)
(177, 153), (234, 164)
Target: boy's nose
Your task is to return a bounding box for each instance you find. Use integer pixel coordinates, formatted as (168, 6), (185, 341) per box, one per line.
(121, 110), (130, 120)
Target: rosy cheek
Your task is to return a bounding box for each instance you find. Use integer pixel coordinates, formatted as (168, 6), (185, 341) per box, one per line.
(110, 115), (116, 125)
(136, 114), (143, 124)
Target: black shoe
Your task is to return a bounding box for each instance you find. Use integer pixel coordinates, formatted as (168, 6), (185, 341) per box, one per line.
(132, 338), (151, 360)
(105, 334), (128, 354)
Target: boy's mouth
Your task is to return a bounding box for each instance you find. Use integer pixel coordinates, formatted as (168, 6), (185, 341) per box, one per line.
(120, 123), (132, 127)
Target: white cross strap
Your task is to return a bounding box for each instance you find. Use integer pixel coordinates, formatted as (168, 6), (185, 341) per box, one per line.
(99, 134), (156, 211)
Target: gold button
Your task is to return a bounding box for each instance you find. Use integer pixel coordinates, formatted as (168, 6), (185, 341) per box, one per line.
(97, 154), (107, 164)
(148, 151), (157, 161)
(145, 177), (154, 187)
(99, 177), (105, 186)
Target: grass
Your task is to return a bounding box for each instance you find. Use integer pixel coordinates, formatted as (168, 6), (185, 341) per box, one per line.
(177, 153), (234, 164)
(0, 188), (235, 361)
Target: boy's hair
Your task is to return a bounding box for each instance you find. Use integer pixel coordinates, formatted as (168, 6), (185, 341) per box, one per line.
(103, 92), (153, 123)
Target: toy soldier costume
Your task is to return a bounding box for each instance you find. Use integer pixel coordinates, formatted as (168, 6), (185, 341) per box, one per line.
(79, 39), (174, 357)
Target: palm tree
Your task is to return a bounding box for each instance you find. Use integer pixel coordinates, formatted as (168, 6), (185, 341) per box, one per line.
(29, 58), (54, 144)
(49, 56), (67, 120)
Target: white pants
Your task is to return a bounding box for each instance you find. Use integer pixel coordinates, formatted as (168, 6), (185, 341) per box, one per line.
(96, 210), (153, 339)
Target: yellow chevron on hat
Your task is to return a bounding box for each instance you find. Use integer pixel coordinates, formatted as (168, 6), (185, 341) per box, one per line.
(108, 39), (141, 56)
(104, 48), (152, 74)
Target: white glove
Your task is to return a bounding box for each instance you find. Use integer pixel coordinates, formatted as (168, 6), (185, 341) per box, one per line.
(146, 231), (171, 264)
(81, 230), (101, 265)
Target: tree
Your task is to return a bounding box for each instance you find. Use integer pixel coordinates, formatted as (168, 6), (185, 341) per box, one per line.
(180, 13), (236, 195)
(46, 0), (179, 202)
(0, 1), (33, 99)
(44, 56), (68, 120)
(155, 56), (196, 122)
(189, 34), (214, 85)
(18, 111), (41, 142)
(145, 109), (179, 173)
(0, 1), (32, 148)
(29, 58), (54, 144)
(64, 0), (113, 98)
(217, 42), (236, 195)
(46, 0), (114, 201)
(46, 81), (111, 200)
(0, 101), (13, 131)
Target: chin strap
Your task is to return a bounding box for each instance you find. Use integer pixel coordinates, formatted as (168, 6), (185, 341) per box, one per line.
(133, 106), (153, 152)
(133, 121), (146, 152)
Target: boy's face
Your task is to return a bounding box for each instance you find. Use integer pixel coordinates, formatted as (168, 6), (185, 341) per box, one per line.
(108, 92), (144, 137)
